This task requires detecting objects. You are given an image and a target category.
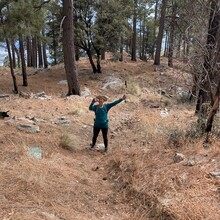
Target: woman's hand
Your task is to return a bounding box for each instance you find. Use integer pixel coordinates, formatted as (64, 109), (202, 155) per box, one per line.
(122, 95), (126, 100)
(92, 98), (97, 104)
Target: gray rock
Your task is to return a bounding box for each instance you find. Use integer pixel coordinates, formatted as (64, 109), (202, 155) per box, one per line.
(58, 80), (67, 85)
(186, 159), (195, 166)
(28, 145), (42, 159)
(174, 152), (185, 163)
(19, 91), (30, 99)
(53, 117), (70, 125)
(17, 124), (40, 133)
(0, 94), (10, 99)
(209, 172), (220, 178)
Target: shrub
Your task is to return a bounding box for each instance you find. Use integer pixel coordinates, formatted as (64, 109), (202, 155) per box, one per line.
(59, 133), (76, 151)
(167, 128), (186, 148)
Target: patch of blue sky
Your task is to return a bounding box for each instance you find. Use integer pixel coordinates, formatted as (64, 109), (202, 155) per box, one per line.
(0, 46), (7, 67)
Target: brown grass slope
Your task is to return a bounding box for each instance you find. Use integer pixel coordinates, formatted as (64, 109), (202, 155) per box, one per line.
(0, 58), (219, 220)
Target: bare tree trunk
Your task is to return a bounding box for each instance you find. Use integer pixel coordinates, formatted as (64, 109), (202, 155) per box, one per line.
(96, 49), (101, 73)
(168, 2), (177, 67)
(14, 45), (20, 68)
(152, 0), (159, 58)
(26, 36), (32, 67)
(6, 38), (18, 93)
(119, 36), (124, 62)
(101, 49), (105, 60)
(32, 36), (37, 68)
(196, 0), (220, 113)
(19, 35), (28, 86)
(11, 39), (16, 69)
(154, 0), (168, 65)
(205, 81), (220, 132)
(75, 46), (80, 61)
(87, 50), (97, 73)
(42, 29), (48, 68)
(131, 0), (137, 61)
(163, 30), (169, 57)
(62, 0), (80, 95)
(176, 33), (182, 58)
(38, 38), (43, 68)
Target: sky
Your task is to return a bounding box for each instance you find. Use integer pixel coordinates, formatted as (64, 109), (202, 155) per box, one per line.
(0, 47), (7, 66)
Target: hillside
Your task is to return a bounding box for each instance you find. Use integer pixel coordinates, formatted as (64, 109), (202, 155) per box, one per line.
(0, 58), (219, 220)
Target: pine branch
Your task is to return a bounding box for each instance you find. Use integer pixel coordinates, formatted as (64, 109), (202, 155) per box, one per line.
(34, 0), (51, 11)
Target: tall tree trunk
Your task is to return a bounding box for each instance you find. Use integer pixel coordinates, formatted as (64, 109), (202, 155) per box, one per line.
(163, 30), (169, 56)
(52, 28), (57, 65)
(87, 50), (97, 73)
(119, 36), (124, 62)
(6, 38), (18, 93)
(42, 45), (48, 68)
(42, 29), (48, 68)
(205, 80), (220, 132)
(154, 0), (168, 65)
(96, 49), (101, 73)
(11, 39), (16, 69)
(196, 0), (220, 113)
(19, 36), (28, 86)
(14, 45), (20, 68)
(183, 34), (190, 63)
(38, 38), (43, 68)
(75, 46), (80, 61)
(176, 33), (182, 58)
(168, 2), (177, 67)
(101, 49), (105, 60)
(139, 20), (142, 59)
(131, 0), (137, 61)
(62, 0), (80, 95)
(32, 36), (37, 68)
(26, 36), (32, 67)
(152, 0), (159, 58)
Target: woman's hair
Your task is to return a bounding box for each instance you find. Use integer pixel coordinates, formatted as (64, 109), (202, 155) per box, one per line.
(96, 95), (108, 102)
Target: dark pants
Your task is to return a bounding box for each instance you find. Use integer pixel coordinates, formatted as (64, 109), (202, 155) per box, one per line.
(92, 127), (108, 149)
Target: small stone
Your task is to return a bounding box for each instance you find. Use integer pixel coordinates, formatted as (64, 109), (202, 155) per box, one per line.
(173, 152), (185, 163)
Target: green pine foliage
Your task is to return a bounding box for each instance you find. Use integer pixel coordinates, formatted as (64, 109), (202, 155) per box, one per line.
(46, 0), (63, 65)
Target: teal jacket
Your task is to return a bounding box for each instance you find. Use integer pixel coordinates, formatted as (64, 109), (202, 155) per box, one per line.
(89, 99), (123, 128)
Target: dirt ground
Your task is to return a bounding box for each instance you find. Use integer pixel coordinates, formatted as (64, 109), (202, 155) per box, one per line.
(0, 57), (219, 220)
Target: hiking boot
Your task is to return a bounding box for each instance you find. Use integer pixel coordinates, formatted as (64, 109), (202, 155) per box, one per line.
(90, 144), (96, 150)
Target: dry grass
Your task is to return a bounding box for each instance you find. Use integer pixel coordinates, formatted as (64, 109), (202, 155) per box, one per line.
(0, 58), (219, 219)
(60, 132), (76, 151)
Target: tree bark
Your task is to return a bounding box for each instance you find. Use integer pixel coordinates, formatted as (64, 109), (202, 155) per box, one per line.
(14, 45), (20, 68)
(19, 36), (28, 86)
(42, 29), (48, 68)
(6, 38), (18, 93)
(119, 36), (124, 62)
(168, 2), (177, 67)
(87, 50), (97, 73)
(38, 38), (43, 68)
(75, 46), (80, 61)
(32, 36), (37, 68)
(62, 0), (80, 95)
(154, 0), (168, 65)
(131, 0), (137, 61)
(196, 0), (220, 113)
(205, 81), (220, 132)
(26, 36), (32, 67)
(163, 30), (169, 57)
(96, 49), (101, 73)
(152, 0), (159, 58)
(11, 39), (16, 68)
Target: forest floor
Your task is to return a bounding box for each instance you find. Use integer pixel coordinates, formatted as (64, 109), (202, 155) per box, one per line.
(0, 56), (219, 220)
